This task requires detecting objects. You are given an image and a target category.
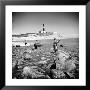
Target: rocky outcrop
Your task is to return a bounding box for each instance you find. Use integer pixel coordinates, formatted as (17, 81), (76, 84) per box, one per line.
(12, 45), (79, 79)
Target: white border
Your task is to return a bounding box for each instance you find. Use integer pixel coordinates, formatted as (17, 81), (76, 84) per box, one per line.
(5, 5), (86, 86)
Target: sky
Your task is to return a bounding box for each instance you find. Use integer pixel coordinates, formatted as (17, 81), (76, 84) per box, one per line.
(12, 12), (79, 38)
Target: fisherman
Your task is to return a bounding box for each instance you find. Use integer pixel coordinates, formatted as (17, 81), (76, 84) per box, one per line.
(34, 40), (38, 49)
(25, 40), (27, 46)
(53, 38), (60, 53)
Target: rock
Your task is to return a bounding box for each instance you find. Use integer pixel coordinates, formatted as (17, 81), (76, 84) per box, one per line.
(12, 60), (17, 68)
(22, 66), (45, 79)
(23, 52), (32, 60)
(38, 60), (47, 64)
(22, 66), (31, 75)
(50, 48), (54, 51)
(41, 57), (46, 60)
(64, 60), (76, 72)
(46, 58), (50, 61)
(36, 54), (39, 56)
(56, 62), (65, 70)
(17, 59), (23, 65)
(58, 50), (69, 60)
(52, 69), (65, 79)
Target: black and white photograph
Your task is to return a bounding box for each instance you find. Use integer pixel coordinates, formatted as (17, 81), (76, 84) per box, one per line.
(12, 12), (79, 79)
(5, 5), (86, 86)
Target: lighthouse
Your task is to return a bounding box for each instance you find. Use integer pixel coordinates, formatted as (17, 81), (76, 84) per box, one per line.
(43, 24), (45, 32)
(42, 24), (46, 33)
(39, 24), (46, 34)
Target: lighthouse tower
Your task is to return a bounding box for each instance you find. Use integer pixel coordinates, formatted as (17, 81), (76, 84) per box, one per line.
(43, 24), (45, 32)
(41, 24), (46, 33)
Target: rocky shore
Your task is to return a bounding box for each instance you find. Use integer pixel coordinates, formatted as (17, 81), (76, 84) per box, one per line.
(12, 39), (79, 79)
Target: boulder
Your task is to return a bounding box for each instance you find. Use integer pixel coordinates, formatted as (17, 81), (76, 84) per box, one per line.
(23, 52), (32, 60)
(22, 66), (45, 79)
(51, 69), (65, 79)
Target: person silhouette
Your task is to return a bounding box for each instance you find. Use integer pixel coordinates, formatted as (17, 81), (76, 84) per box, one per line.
(34, 40), (38, 49)
(53, 38), (60, 53)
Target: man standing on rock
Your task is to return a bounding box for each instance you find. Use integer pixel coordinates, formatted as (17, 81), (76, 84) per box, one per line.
(34, 40), (42, 50)
(53, 38), (60, 53)
(34, 40), (38, 49)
